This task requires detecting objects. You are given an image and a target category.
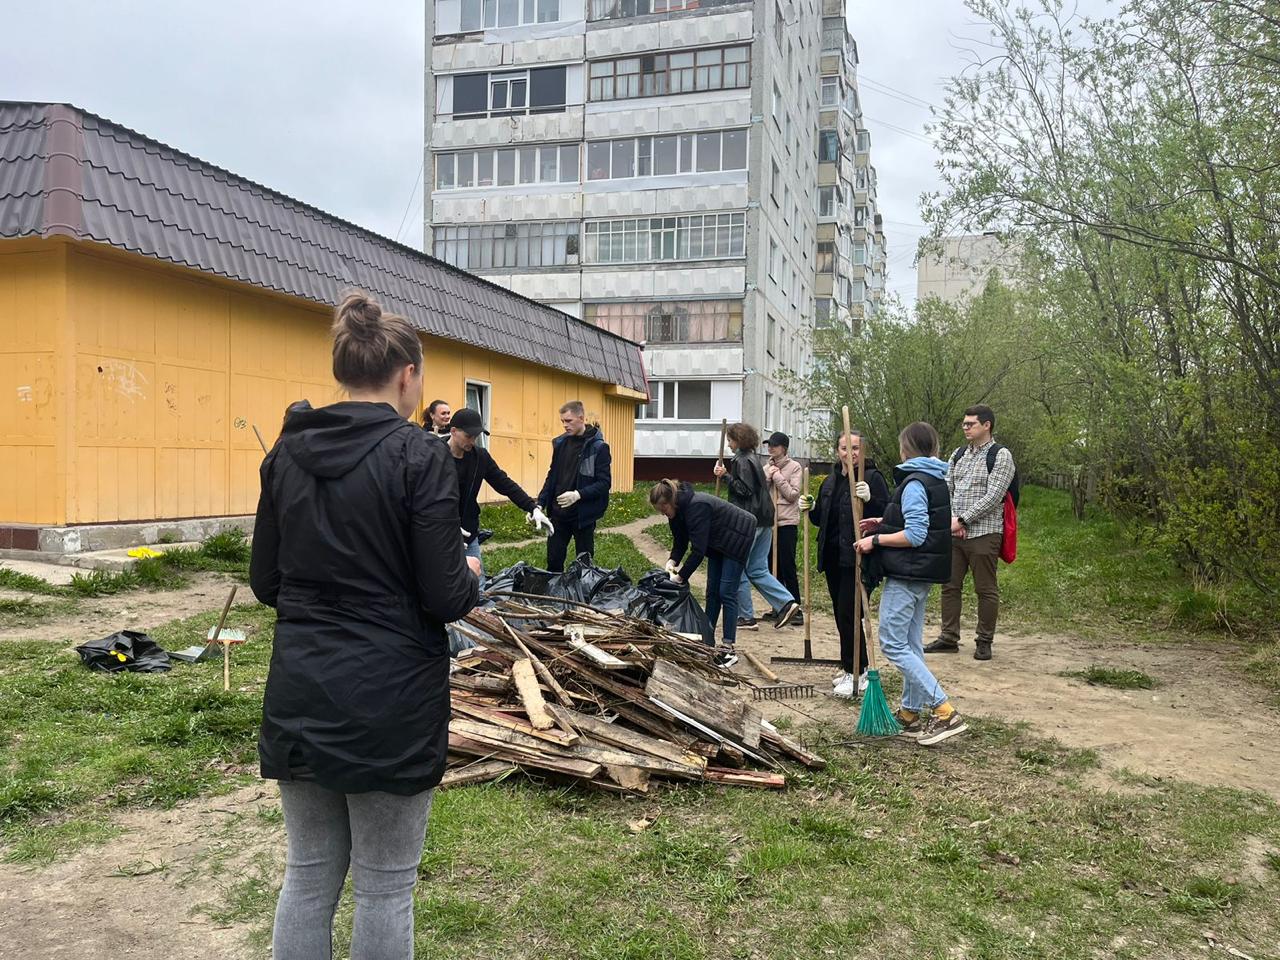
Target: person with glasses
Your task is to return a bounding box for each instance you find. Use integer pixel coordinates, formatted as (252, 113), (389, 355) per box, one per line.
(925, 404), (1016, 661)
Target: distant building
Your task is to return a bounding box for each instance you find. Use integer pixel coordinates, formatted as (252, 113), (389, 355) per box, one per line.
(916, 232), (1021, 304)
(424, 0), (885, 476)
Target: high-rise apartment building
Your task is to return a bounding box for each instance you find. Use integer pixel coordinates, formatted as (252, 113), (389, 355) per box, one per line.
(916, 233), (1022, 304)
(425, 0), (883, 474)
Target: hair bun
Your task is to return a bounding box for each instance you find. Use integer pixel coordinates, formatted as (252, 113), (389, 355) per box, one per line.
(336, 292), (383, 341)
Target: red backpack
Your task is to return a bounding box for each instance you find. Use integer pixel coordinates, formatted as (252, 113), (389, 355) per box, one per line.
(950, 443), (1019, 564)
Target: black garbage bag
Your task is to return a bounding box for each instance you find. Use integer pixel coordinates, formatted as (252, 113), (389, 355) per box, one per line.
(76, 630), (171, 674)
(634, 570), (714, 646)
(556, 553), (633, 604)
(483, 560), (555, 599)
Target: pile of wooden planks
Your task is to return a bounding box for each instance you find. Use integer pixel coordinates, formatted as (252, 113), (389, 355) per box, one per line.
(441, 600), (825, 795)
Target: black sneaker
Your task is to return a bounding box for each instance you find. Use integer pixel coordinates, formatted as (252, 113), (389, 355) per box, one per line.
(714, 649), (739, 669)
(917, 712), (968, 746)
(790, 611), (804, 626)
(736, 617), (759, 631)
(758, 609), (776, 622)
(974, 639), (993, 661)
(774, 600), (801, 629)
(923, 638), (960, 654)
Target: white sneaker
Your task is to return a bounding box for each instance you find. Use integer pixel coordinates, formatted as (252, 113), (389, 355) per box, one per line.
(831, 670), (851, 688)
(832, 673), (856, 699)
(858, 670), (869, 695)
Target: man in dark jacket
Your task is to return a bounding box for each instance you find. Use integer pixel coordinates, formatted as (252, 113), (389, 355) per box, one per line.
(250, 400), (481, 797)
(538, 400), (612, 572)
(447, 408), (553, 566)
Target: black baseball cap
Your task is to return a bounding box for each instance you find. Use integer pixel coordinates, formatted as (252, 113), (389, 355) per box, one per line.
(767, 431), (789, 449)
(450, 408), (489, 437)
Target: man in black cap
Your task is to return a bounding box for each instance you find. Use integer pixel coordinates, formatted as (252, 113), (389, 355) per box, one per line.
(447, 408), (553, 565)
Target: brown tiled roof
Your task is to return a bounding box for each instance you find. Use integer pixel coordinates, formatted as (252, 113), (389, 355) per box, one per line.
(0, 101), (647, 393)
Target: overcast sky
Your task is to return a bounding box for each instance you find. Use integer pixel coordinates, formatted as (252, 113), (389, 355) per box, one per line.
(1, 2), (1107, 304)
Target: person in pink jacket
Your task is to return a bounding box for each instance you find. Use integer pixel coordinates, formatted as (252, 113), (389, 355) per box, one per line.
(763, 432), (805, 626)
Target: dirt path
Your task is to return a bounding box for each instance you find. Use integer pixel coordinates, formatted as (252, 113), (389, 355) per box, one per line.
(0, 572), (241, 646)
(2, 521), (1278, 959)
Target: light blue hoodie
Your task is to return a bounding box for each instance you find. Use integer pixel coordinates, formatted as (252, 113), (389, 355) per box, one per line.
(897, 456), (950, 546)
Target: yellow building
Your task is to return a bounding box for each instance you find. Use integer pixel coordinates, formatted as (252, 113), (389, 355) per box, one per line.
(0, 103), (646, 545)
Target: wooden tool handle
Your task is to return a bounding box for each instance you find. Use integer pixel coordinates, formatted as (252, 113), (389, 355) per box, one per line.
(714, 418), (728, 496)
(213, 585), (237, 692)
(801, 465), (811, 659)
(744, 651), (780, 683)
(252, 424), (269, 455)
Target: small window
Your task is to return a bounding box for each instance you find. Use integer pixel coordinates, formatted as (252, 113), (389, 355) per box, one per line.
(465, 381), (491, 448)
(696, 132), (720, 172)
(722, 129), (747, 170)
(818, 186), (836, 218)
(818, 130), (839, 162)
(820, 76), (839, 107)
(654, 135), (678, 175)
(771, 160), (781, 203)
(559, 143), (579, 181)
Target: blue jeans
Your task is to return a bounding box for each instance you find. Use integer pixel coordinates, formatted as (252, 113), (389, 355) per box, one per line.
(878, 577), (948, 712)
(274, 780), (434, 960)
(464, 538), (482, 566)
(704, 552), (746, 646)
(738, 526), (797, 619)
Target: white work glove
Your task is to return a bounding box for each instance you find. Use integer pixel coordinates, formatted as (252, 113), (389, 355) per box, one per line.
(664, 559), (678, 576)
(460, 528), (472, 541)
(527, 506), (555, 535)
(555, 490), (582, 509)
(798, 494), (815, 511)
(669, 571), (682, 583)
(854, 481), (871, 502)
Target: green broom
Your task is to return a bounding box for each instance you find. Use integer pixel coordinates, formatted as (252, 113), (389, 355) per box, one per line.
(855, 582), (900, 737)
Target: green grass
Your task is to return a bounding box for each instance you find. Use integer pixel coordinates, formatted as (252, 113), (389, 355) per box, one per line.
(1061, 665), (1160, 690)
(478, 486), (661, 544)
(0, 567), (67, 596)
(192, 717), (1280, 960)
(0, 603), (275, 859)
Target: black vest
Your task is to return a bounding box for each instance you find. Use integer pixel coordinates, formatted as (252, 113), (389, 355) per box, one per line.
(876, 469), (952, 583)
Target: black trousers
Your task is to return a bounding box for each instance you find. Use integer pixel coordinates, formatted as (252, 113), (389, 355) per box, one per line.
(547, 523), (596, 573)
(775, 524), (800, 605)
(824, 553), (871, 675)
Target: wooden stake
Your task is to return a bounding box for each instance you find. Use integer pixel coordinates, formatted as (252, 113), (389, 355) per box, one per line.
(714, 418), (728, 496)
(842, 407), (862, 682)
(211, 585), (237, 692)
(801, 464), (812, 660)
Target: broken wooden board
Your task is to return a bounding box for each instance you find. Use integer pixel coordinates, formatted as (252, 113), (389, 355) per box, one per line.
(511, 658), (555, 730)
(566, 630), (629, 669)
(645, 658), (764, 748)
(440, 759), (516, 789)
(545, 704), (706, 771)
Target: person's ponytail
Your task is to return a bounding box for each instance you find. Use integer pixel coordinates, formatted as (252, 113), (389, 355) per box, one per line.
(648, 478), (682, 509)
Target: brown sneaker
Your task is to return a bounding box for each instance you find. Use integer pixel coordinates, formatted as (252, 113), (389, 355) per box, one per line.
(917, 711), (968, 746)
(924, 638), (960, 653)
(895, 711), (924, 739)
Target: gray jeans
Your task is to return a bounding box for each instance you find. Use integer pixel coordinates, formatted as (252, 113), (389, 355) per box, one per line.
(273, 780), (435, 960)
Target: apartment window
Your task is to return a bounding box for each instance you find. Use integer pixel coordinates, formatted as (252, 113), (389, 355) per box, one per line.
(768, 238), (779, 280)
(433, 221), (580, 270)
(855, 166), (868, 189)
(820, 76), (839, 107)
(772, 83), (782, 123)
(451, 66), (567, 118)
(585, 129), (747, 180)
(590, 0), (705, 20)
(815, 297), (833, 328)
(436, 143), (579, 189)
(817, 185), (837, 217)
(853, 243), (867, 265)
(856, 129), (871, 152)
(585, 299), (743, 343)
(770, 161), (781, 204)
(821, 17), (844, 52)
(458, 0), (559, 30)
(854, 205), (868, 227)
(764, 390), (774, 430)
(816, 241), (835, 273)
(775, 1), (784, 38)
(851, 280), (866, 302)
(588, 45), (750, 101)
(583, 212), (746, 263)
(782, 183), (790, 220)
(637, 380), (716, 420)
(818, 129), (839, 162)
(767, 314), (778, 357)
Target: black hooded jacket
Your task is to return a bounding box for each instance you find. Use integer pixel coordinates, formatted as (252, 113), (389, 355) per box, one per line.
(809, 459), (890, 571)
(250, 401), (480, 795)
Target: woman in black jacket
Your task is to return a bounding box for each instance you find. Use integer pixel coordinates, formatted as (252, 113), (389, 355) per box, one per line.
(250, 292), (481, 960)
(803, 431), (890, 699)
(650, 479), (755, 668)
(713, 422), (800, 630)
